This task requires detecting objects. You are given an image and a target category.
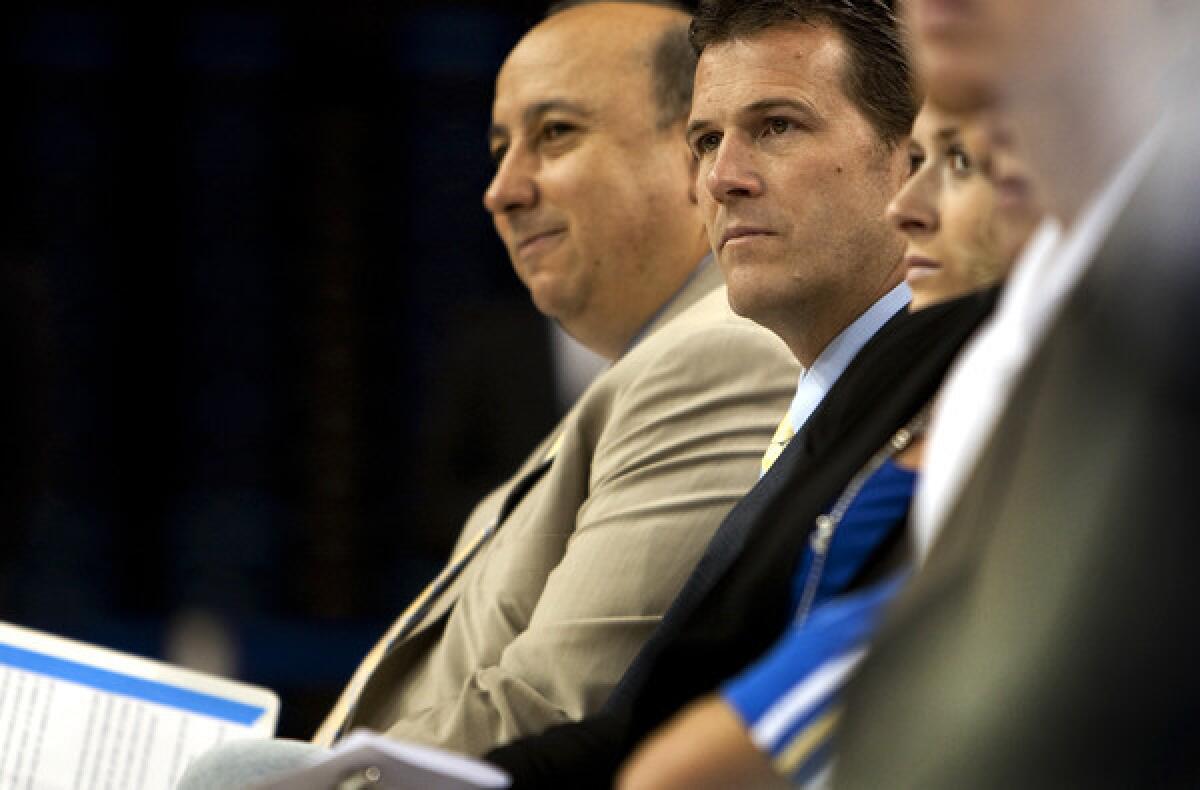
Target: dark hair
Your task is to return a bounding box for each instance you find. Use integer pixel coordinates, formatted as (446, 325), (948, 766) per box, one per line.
(545, 1), (699, 129)
(689, 0), (916, 145)
(546, 0), (690, 16)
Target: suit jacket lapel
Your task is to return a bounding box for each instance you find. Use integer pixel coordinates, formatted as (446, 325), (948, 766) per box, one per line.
(362, 259), (727, 697)
(642, 295), (933, 618)
(325, 449), (560, 741)
(392, 443), (561, 648)
(607, 290), (997, 719)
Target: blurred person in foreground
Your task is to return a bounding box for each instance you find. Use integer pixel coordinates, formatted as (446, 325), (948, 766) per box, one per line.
(834, 0), (1200, 787)
(178, 1), (800, 784)
(616, 101), (1044, 790)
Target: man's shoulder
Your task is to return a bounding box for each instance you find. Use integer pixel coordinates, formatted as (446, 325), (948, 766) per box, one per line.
(615, 284), (796, 380)
(560, 282), (796, 448)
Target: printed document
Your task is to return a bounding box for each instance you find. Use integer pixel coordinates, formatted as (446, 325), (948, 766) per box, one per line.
(0, 620), (278, 790)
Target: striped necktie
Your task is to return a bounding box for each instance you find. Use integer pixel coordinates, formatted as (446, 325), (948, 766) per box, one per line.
(761, 412), (796, 475)
(312, 435), (564, 746)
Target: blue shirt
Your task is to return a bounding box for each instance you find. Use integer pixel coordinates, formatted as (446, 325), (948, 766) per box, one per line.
(724, 574), (907, 785)
(722, 453), (917, 784)
(788, 460), (915, 618)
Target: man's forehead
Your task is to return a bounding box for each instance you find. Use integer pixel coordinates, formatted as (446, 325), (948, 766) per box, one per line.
(493, 34), (648, 127)
(492, 68), (621, 133)
(690, 26), (846, 120)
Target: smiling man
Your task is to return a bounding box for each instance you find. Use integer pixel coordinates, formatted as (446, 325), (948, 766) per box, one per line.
(177, 3), (799, 786)
(306, 0), (798, 757)
(484, 2), (715, 361)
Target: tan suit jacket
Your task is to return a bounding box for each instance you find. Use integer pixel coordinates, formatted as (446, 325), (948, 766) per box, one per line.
(326, 262), (799, 754)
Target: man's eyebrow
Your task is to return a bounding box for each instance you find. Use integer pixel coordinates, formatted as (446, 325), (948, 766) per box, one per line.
(745, 97), (821, 120)
(685, 117), (712, 138)
(686, 97), (822, 138)
(522, 99), (593, 127)
(489, 99), (594, 144)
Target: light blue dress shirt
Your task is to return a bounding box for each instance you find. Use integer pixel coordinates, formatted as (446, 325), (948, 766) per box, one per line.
(786, 283), (911, 432)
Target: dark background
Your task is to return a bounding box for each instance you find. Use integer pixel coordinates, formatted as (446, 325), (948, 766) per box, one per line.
(0, 0), (609, 737)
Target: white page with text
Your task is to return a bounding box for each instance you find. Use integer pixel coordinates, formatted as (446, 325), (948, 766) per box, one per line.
(0, 620), (277, 790)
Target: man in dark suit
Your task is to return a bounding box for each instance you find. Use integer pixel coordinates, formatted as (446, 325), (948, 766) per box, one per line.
(833, 1), (1200, 787)
(479, 2), (1007, 786)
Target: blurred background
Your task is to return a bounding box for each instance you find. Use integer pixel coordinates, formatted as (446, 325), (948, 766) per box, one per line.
(0, 0), (631, 737)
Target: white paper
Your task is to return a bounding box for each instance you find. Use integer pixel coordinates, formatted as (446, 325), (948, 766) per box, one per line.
(252, 729), (510, 790)
(0, 620), (278, 790)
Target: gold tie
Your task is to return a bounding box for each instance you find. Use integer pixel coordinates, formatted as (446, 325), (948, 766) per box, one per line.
(312, 433), (566, 747)
(760, 412), (795, 474)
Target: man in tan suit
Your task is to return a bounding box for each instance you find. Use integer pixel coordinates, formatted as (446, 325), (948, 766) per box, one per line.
(303, 0), (798, 756)
(178, 2), (794, 782)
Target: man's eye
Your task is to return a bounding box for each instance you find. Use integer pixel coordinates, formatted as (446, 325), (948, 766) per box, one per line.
(692, 132), (721, 157)
(765, 118), (792, 136)
(489, 144), (508, 166)
(540, 121), (577, 142)
(907, 152), (925, 177)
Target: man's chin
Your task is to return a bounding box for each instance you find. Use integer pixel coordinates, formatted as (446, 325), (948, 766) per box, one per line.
(723, 280), (782, 329)
(527, 279), (584, 325)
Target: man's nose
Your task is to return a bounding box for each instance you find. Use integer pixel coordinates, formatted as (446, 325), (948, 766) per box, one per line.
(484, 147), (537, 215)
(704, 136), (765, 202)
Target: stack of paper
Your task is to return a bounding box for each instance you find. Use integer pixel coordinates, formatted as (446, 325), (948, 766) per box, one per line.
(251, 730), (511, 790)
(0, 620), (277, 790)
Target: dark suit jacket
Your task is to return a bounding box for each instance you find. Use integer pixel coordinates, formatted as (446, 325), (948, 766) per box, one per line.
(486, 287), (999, 788)
(834, 122), (1200, 789)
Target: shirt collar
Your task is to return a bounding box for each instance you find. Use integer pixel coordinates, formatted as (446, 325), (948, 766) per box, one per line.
(787, 282), (912, 432)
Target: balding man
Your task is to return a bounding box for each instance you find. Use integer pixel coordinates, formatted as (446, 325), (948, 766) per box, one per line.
(179, 2), (795, 783)
(312, 0), (796, 754)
